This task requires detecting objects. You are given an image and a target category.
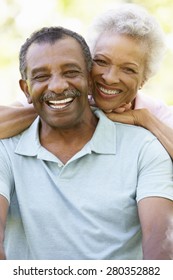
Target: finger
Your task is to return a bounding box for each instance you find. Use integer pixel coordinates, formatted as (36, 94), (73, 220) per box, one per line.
(112, 107), (126, 113)
(124, 103), (132, 111)
(103, 109), (113, 113)
(112, 103), (132, 113)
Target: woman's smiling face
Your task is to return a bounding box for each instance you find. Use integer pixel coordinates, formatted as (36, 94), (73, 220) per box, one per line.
(91, 33), (147, 112)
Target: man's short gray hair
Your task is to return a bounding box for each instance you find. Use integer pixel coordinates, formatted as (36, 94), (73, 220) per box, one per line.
(87, 4), (166, 80)
(19, 26), (93, 80)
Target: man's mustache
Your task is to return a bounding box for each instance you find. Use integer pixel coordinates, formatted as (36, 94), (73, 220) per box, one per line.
(40, 89), (81, 102)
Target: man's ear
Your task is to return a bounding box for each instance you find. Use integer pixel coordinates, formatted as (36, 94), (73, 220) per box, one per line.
(19, 79), (32, 104)
(88, 73), (93, 96)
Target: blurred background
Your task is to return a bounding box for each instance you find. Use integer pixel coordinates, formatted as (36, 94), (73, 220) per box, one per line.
(0, 0), (173, 105)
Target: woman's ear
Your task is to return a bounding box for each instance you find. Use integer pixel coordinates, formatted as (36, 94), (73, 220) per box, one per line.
(19, 79), (32, 104)
(139, 80), (146, 90)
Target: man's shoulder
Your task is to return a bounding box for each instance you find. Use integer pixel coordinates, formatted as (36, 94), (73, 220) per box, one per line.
(0, 133), (22, 146)
(114, 121), (156, 142)
(95, 108), (157, 140)
(0, 132), (23, 157)
(0, 117), (39, 152)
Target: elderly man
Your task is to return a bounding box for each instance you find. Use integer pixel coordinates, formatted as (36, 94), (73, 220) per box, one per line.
(0, 26), (173, 260)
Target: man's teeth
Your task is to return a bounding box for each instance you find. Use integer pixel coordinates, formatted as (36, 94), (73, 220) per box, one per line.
(48, 97), (73, 109)
(99, 86), (121, 95)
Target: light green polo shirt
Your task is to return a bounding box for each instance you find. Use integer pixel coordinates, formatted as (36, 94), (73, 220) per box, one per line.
(0, 109), (173, 259)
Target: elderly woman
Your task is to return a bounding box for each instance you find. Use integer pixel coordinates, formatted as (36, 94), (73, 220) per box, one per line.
(87, 3), (173, 157)
(0, 4), (173, 158)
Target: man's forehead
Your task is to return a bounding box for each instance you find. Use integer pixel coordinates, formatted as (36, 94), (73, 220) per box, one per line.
(26, 37), (87, 72)
(27, 37), (82, 55)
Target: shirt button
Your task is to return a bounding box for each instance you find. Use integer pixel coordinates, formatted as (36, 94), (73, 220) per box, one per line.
(58, 163), (63, 167)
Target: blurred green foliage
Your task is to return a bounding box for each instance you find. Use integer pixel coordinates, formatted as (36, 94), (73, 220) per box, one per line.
(0, 0), (173, 104)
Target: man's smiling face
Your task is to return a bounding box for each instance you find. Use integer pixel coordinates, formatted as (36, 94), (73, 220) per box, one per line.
(22, 36), (91, 130)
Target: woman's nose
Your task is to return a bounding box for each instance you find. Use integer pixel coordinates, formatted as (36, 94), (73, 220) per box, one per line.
(102, 66), (120, 84)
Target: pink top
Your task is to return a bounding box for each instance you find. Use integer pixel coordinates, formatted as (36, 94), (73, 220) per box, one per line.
(135, 92), (173, 128)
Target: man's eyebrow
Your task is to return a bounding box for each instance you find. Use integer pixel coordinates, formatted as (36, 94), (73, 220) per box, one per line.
(31, 67), (48, 76)
(63, 63), (82, 70)
(30, 64), (82, 75)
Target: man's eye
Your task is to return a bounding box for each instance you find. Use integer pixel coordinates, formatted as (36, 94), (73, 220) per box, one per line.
(65, 70), (80, 77)
(33, 75), (49, 81)
(93, 59), (107, 66)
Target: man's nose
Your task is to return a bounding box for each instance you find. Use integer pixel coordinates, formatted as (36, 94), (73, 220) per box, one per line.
(48, 75), (69, 93)
(102, 66), (120, 84)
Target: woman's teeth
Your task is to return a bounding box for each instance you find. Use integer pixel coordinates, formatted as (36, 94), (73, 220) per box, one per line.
(99, 86), (121, 95)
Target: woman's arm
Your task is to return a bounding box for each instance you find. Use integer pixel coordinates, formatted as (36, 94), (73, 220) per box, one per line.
(0, 104), (37, 139)
(138, 197), (173, 259)
(106, 108), (173, 158)
(0, 195), (9, 260)
(143, 109), (173, 158)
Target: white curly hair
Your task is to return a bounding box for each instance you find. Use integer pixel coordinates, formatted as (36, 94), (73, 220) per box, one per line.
(87, 3), (166, 81)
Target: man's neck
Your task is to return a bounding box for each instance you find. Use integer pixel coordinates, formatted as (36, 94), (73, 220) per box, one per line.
(39, 114), (98, 164)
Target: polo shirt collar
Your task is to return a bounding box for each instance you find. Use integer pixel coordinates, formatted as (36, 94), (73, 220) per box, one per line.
(15, 109), (116, 159)
(15, 117), (41, 155)
(88, 109), (116, 154)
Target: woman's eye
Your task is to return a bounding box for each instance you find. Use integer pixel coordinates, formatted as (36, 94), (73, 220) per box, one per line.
(123, 68), (137, 74)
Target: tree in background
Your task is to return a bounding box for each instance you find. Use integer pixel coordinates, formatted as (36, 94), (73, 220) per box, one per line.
(0, 0), (173, 104)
